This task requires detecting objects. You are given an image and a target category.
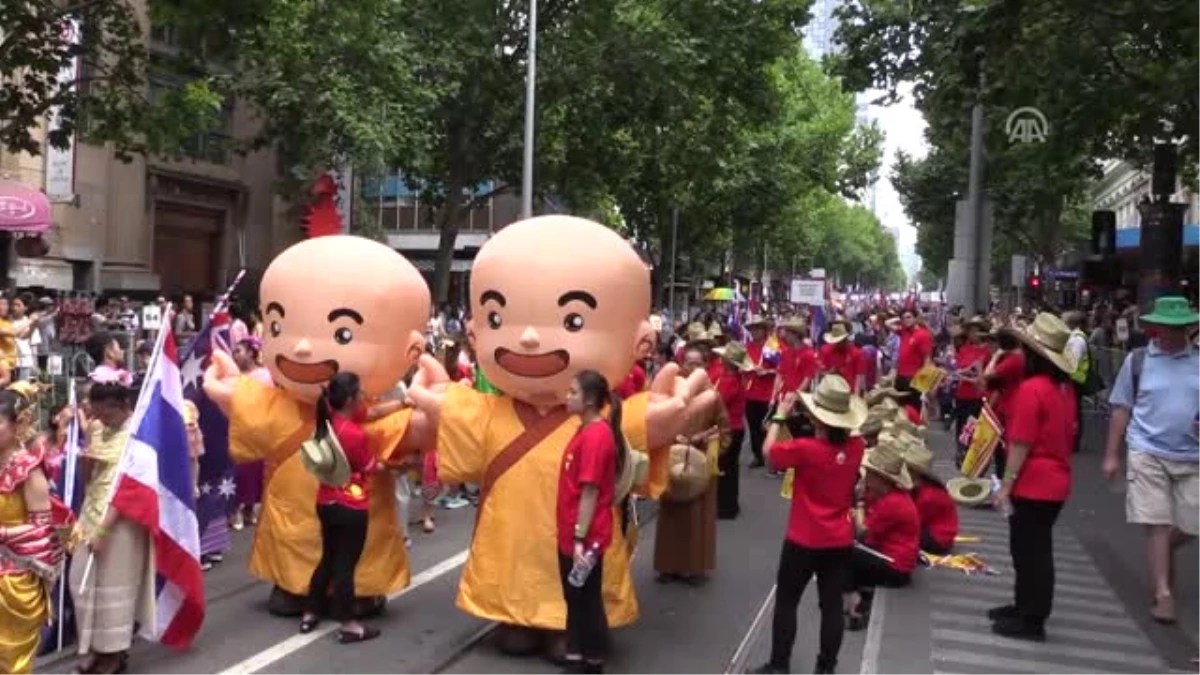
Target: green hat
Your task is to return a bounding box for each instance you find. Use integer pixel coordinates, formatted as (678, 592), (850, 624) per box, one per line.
(1141, 296), (1200, 327)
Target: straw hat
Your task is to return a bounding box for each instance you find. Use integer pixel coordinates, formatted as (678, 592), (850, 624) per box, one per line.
(901, 439), (936, 479)
(865, 385), (908, 407)
(779, 316), (807, 335)
(861, 433), (913, 490)
(965, 315), (989, 330)
(663, 443), (710, 502)
(300, 428), (352, 487)
(947, 476), (992, 507)
(745, 314), (772, 328)
(799, 375), (868, 430)
(859, 405), (895, 437)
(883, 416), (925, 440)
(1002, 312), (1074, 374)
(709, 323), (725, 339)
(824, 322), (850, 344)
(714, 342), (754, 372)
(686, 322), (714, 345)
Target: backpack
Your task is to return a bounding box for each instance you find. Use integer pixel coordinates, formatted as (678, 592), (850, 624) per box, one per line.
(1130, 347), (1147, 400)
(1079, 344), (1106, 396)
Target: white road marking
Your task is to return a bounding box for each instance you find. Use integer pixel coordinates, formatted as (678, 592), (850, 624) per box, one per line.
(218, 550), (469, 674)
(725, 584), (776, 674)
(858, 587), (887, 674)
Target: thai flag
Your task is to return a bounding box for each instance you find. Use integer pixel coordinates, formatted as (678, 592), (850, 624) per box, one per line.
(108, 320), (205, 649)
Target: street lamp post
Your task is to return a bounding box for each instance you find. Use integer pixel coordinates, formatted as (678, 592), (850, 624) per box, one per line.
(520, 0), (538, 220)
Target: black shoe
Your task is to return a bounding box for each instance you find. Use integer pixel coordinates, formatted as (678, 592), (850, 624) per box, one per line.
(987, 604), (1019, 621)
(750, 663), (788, 674)
(991, 617), (1046, 642)
(815, 658), (837, 674)
(338, 625), (381, 644)
(299, 616), (319, 633)
(749, 458), (766, 469)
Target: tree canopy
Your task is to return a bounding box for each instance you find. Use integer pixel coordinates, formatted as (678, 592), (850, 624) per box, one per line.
(832, 0), (1197, 276)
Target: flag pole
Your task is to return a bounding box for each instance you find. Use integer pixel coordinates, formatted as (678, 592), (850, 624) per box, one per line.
(79, 305), (176, 592)
(56, 378), (80, 651)
(181, 269), (247, 365)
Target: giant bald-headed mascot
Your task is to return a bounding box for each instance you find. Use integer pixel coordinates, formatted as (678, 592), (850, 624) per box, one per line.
(408, 215), (717, 655)
(203, 235), (436, 615)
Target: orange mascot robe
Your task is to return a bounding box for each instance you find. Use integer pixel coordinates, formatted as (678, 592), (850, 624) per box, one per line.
(228, 377), (411, 596)
(438, 383), (651, 629)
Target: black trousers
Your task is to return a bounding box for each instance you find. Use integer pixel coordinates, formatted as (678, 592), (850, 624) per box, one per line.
(1009, 497), (1063, 625)
(845, 546), (911, 592)
(894, 376), (922, 409)
(717, 429), (746, 519)
(953, 398), (983, 468)
(993, 440), (1008, 480)
(769, 540), (851, 671)
(558, 552), (608, 661)
(920, 529), (952, 555)
(307, 503), (369, 621)
(1072, 383), (1085, 453)
(745, 400), (771, 463)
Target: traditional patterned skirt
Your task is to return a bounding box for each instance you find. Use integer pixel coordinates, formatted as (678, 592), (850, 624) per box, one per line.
(68, 520), (153, 655)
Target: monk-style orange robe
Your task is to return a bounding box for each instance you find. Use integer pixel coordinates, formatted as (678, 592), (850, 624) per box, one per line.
(228, 378), (411, 596)
(438, 384), (652, 630)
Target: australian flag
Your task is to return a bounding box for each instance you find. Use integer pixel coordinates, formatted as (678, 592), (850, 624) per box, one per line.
(179, 311), (235, 558)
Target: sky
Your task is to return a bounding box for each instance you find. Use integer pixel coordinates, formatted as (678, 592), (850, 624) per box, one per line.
(866, 84), (928, 283)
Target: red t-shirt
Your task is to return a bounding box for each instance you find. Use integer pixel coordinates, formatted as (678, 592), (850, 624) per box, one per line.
(777, 344), (818, 396)
(613, 363), (647, 399)
(556, 421), (617, 556)
(745, 340), (776, 402)
(954, 343), (991, 400)
(715, 369), (747, 430)
(864, 489), (920, 573)
(1006, 374), (1076, 502)
(987, 351), (1026, 424)
(912, 482), (958, 550)
(769, 436), (864, 549)
(316, 411), (380, 511)
(904, 404), (924, 426)
(820, 343), (862, 391)
(705, 357), (725, 386)
(897, 326), (933, 378)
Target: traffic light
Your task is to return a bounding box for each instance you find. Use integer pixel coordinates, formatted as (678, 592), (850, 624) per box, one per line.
(1029, 275), (1040, 289)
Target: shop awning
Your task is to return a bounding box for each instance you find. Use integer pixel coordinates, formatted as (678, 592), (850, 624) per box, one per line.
(0, 180), (52, 234)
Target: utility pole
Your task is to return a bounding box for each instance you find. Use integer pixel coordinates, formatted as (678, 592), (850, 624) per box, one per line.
(1137, 142), (1187, 309)
(520, 0), (538, 220)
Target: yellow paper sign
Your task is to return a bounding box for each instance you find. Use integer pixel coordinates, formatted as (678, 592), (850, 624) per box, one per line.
(910, 365), (948, 394)
(961, 403), (1004, 479)
(781, 468), (795, 499)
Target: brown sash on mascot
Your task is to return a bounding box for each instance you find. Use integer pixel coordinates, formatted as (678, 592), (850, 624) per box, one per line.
(474, 402), (573, 532)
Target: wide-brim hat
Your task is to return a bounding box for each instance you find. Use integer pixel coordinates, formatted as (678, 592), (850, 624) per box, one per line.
(859, 405), (895, 437)
(947, 476), (992, 507)
(664, 443), (710, 502)
(779, 317), (807, 334)
(825, 322), (850, 344)
(709, 323), (726, 339)
(1141, 296), (1200, 327)
(745, 314), (773, 328)
(883, 416), (925, 440)
(965, 315), (989, 330)
(686, 322), (714, 345)
(866, 386), (907, 407)
(861, 433), (913, 490)
(799, 374), (868, 430)
(714, 342), (754, 372)
(902, 439), (936, 478)
(1003, 312), (1074, 375)
(300, 432), (352, 487)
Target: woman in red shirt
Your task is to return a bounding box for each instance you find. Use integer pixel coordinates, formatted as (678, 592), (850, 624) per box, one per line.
(753, 375), (866, 675)
(713, 342), (751, 520)
(903, 440), (958, 555)
(952, 317), (992, 468)
(847, 434), (920, 629)
(558, 370), (624, 673)
(983, 329), (1024, 480)
(299, 372), (382, 643)
(989, 314), (1078, 642)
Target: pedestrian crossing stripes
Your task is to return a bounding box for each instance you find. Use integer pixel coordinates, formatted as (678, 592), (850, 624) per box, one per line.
(928, 507), (1166, 674)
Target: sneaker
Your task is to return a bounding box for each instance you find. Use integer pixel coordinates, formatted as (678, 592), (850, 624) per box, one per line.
(201, 559), (214, 572)
(230, 512), (245, 531)
(986, 604), (1019, 621)
(444, 496), (470, 510)
(749, 458), (766, 469)
(991, 616), (1046, 642)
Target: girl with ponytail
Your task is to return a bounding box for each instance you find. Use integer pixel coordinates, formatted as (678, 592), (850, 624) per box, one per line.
(557, 369), (624, 673)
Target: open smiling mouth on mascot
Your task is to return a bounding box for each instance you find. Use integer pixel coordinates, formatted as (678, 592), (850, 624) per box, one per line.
(494, 348), (571, 378)
(275, 355), (340, 385)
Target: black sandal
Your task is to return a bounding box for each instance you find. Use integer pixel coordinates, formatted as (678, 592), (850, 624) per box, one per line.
(299, 616), (320, 633)
(338, 626), (381, 644)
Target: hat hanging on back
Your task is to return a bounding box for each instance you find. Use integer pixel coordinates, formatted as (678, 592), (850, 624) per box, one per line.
(799, 375), (868, 430)
(300, 428), (352, 487)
